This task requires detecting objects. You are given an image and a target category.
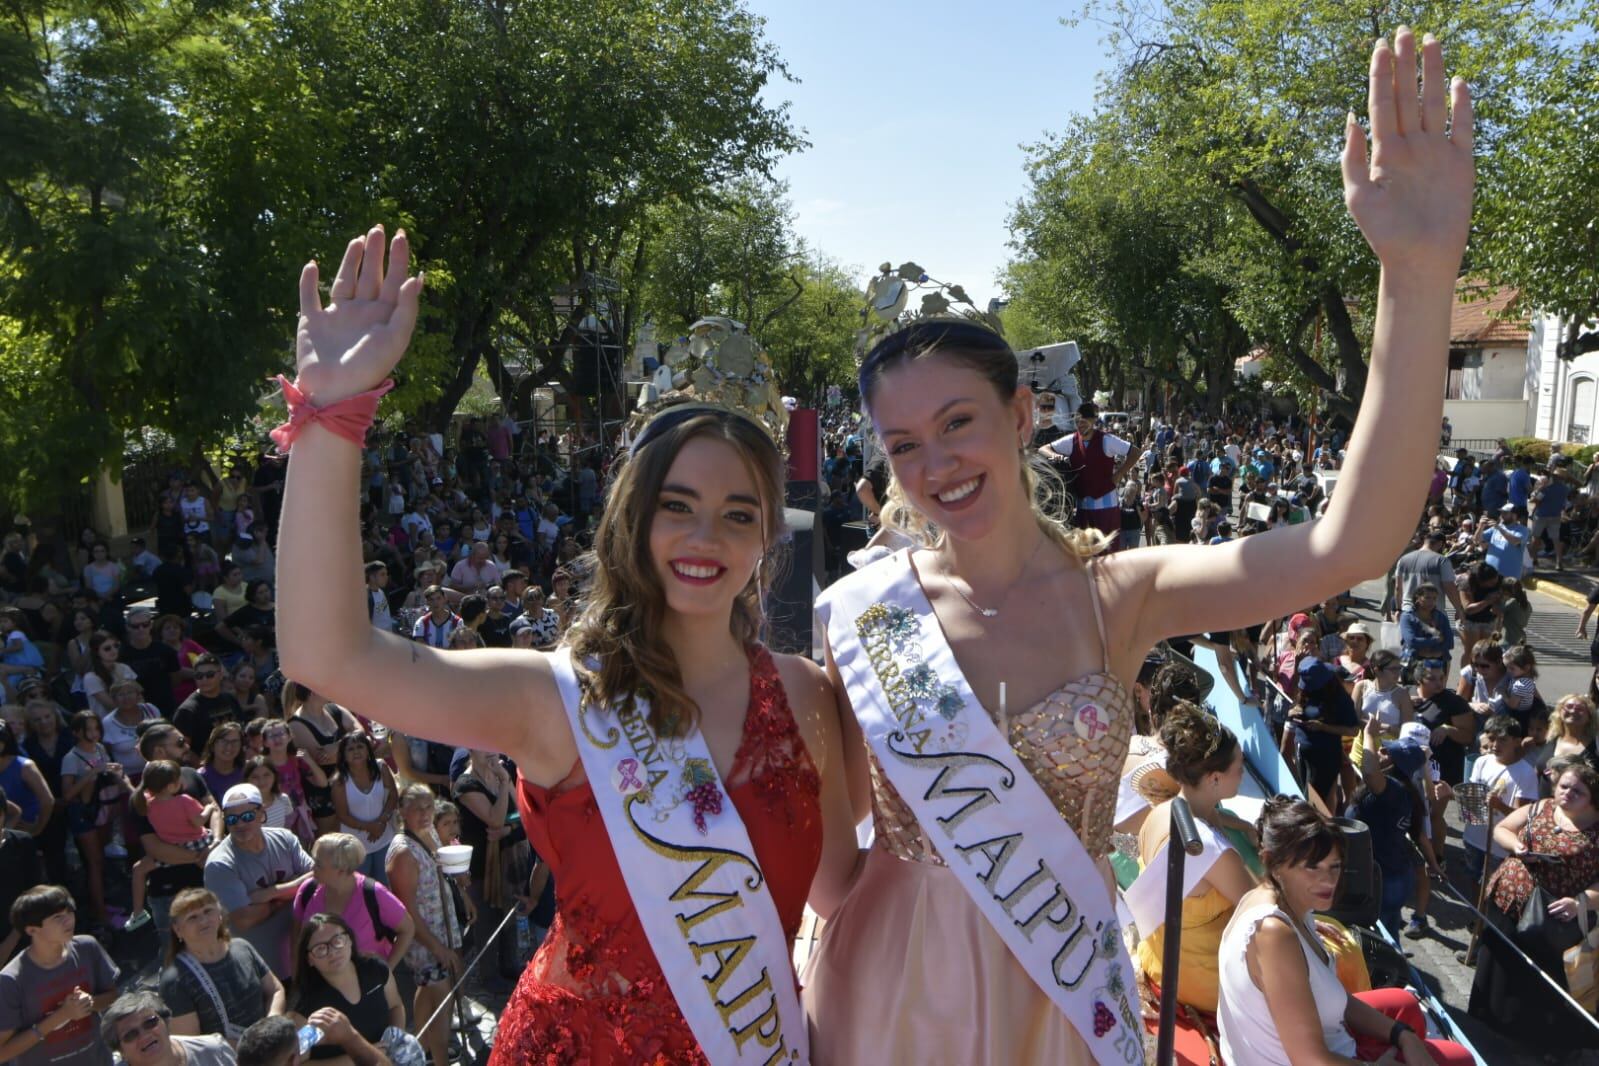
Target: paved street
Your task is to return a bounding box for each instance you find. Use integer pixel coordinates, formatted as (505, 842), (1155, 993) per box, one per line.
(1342, 576), (1599, 1064)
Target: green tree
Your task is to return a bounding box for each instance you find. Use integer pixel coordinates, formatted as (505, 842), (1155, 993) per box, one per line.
(0, 1), (308, 509)
(1475, 11), (1599, 358)
(1009, 0), (1565, 419)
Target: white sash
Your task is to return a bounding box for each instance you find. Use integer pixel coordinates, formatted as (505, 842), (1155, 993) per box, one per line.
(549, 650), (808, 1066)
(1122, 815), (1232, 939)
(819, 551), (1143, 1064)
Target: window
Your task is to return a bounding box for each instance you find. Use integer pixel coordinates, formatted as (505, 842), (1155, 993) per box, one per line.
(1446, 349), (1484, 400)
(1569, 377), (1595, 444)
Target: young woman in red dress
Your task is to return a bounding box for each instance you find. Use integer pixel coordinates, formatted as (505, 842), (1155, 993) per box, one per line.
(274, 234), (860, 1063)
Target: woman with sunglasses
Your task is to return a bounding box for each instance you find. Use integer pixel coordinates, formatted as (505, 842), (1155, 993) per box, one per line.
(276, 238), (860, 1062)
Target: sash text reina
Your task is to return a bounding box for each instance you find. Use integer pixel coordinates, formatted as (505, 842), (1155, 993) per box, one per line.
(614, 700), (798, 1064)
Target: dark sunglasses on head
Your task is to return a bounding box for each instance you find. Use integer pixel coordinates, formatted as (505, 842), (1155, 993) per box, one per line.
(117, 1016), (164, 1045)
(224, 809), (260, 827)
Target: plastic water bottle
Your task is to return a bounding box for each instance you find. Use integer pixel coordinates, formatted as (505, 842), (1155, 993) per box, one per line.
(515, 912), (532, 961)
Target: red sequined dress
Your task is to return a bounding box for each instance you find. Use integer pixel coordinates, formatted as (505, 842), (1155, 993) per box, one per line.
(490, 644), (822, 1065)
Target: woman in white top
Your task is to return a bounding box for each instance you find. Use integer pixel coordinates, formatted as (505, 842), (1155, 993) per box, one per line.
(1218, 797), (1471, 1065)
(1458, 639), (1509, 712)
(82, 629), (138, 712)
(1351, 649), (1414, 769)
(330, 731), (398, 883)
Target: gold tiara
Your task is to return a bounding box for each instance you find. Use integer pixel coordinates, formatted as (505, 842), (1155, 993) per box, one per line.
(855, 261), (1005, 366)
(629, 316), (789, 446)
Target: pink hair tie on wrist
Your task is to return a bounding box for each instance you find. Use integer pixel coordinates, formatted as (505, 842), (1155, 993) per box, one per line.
(270, 375), (396, 454)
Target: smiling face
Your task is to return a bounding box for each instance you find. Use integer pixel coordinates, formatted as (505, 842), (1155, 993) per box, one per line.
(1275, 850), (1343, 913)
(647, 435), (769, 620)
(868, 352), (1033, 543)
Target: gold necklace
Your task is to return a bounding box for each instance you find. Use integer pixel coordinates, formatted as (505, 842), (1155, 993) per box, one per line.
(942, 536), (1048, 619)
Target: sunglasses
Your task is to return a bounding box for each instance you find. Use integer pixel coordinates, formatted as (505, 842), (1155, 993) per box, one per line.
(117, 1015), (164, 1045)
(223, 809), (260, 827)
(195, 670), (221, 680)
(309, 933), (352, 959)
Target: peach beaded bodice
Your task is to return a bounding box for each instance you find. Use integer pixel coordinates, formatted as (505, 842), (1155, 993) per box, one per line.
(870, 556), (1135, 864)
(870, 669), (1136, 863)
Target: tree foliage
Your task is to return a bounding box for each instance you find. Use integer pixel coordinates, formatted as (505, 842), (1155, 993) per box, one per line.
(1007, 0), (1571, 419)
(0, 0), (803, 510)
(637, 180), (860, 403)
(1474, 7), (1599, 358)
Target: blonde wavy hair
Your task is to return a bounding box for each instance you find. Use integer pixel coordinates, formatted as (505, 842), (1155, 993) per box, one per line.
(1550, 694), (1598, 746)
(861, 321), (1108, 560)
(567, 405), (787, 737)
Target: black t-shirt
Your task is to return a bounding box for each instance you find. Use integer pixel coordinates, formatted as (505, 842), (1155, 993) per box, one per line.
(225, 604), (276, 633)
(0, 830), (43, 939)
(1415, 689), (1474, 783)
(135, 768), (210, 898)
(154, 561), (194, 618)
(301, 957), (391, 1057)
(22, 732), (72, 796)
(479, 614), (512, 649)
(121, 639), (180, 714)
(174, 691), (244, 752)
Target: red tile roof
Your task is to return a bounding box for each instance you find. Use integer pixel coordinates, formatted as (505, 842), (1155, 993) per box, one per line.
(1452, 281), (1529, 346)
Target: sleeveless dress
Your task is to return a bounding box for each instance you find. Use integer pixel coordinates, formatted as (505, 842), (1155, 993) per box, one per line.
(802, 561), (1133, 1064)
(491, 644), (822, 1065)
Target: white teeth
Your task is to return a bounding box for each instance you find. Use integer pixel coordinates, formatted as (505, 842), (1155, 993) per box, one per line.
(673, 563), (720, 579)
(936, 477), (980, 503)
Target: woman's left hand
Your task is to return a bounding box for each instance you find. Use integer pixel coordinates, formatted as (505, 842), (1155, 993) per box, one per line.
(1548, 895), (1581, 921)
(1398, 1029), (1439, 1066)
(1342, 29), (1474, 275)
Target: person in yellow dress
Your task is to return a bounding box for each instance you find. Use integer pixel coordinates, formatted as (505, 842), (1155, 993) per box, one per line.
(1136, 704), (1256, 1012)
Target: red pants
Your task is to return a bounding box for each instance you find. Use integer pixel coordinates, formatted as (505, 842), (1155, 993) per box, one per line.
(1350, 988), (1474, 1065)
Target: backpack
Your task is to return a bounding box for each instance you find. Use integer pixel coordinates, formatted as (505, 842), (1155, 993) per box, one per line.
(295, 875), (395, 947)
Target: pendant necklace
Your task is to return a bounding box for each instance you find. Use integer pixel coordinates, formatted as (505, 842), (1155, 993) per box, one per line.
(943, 535), (1048, 619)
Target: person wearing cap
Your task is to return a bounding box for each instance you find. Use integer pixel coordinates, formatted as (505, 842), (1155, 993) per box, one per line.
(1478, 504), (1529, 580)
(1528, 461), (1575, 569)
(1339, 621), (1375, 682)
(203, 783), (313, 979)
(1349, 716), (1441, 937)
(1289, 639), (1360, 812)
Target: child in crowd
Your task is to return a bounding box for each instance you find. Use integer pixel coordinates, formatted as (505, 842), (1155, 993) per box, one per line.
(1461, 715), (1539, 882)
(123, 760), (217, 930)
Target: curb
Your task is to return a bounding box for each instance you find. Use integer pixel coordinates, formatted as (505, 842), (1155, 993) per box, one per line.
(1523, 574), (1591, 611)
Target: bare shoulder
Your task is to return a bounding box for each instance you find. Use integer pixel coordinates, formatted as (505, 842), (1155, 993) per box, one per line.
(770, 651), (838, 752)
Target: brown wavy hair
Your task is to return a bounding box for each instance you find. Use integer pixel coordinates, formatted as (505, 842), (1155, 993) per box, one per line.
(567, 405), (786, 737)
(859, 321), (1105, 560)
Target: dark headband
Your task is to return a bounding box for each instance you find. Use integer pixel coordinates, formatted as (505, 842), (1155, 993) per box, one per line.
(628, 403), (769, 457)
(858, 319), (1013, 392)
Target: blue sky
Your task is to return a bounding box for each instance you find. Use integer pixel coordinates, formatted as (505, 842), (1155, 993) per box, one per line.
(746, 0), (1113, 309)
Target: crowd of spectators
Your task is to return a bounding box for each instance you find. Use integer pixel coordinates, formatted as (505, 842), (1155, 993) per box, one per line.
(0, 412), (588, 1066)
(1088, 407), (1599, 1055)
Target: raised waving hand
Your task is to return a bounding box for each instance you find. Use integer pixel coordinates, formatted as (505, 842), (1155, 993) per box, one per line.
(296, 225), (423, 405)
(1342, 28), (1474, 274)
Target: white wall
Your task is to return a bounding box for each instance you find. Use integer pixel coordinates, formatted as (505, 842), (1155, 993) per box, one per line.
(1443, 398), (1533, 442)
(1478, 346), (1526, 399)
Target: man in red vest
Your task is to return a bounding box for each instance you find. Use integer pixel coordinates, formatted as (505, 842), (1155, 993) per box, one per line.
(1040, 402), (1137, 546)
